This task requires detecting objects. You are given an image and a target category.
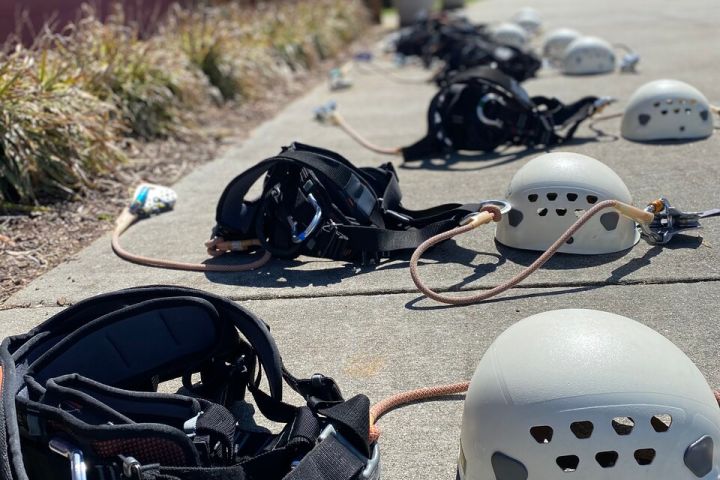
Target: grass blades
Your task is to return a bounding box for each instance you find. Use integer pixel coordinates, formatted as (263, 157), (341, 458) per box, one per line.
(0, 0), (369, 203)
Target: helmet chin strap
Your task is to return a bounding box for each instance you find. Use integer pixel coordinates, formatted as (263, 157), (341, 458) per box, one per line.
(408, 198), (685, 306)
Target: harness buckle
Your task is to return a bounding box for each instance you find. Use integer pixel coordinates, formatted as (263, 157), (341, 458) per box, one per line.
(318, 425), (381, 480)
(49, 437), (87, 480)
(288, 193), (323, 244)
(639, 197), (707, 245)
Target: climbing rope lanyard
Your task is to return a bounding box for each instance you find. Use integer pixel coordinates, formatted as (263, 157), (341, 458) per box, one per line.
(410, 197), (719, 305)
(111, 184), (271, 272)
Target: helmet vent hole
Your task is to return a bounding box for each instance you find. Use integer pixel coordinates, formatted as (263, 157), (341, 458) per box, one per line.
(566, 236), (574, 245)
(566, 193), (578, 201)
(556, 209), (567, 216)
(547, 192), (558, 201)
(528, 194), (539, 202)
(666, 98), (673, 104)
(634, 448), (656, 465)
(685, 108), (692, 114)
(556, 455), (579, 472)
(700, 110), (709, 122)
(651, 414), (672, 432)
(537, 208), (548, 217)
(653, 101), (660, 108)
(673, 108), (681, 114)
(530, 425), (554, 444)
(661, 110), (668, 115)
(638, 114), (651, 126)
(570, 421), (594, 439)
(508, 208), (524, 227)
(679, 126), (686, 132)
(612, 417), (635, 435)
(600, 212), (619, 231)
(586, 195), (598, 204)
(574, 209), (586, 218)
(595, 451), (618, 468)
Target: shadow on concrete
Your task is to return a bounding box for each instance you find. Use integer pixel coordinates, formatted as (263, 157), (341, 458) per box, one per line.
(404, 234), (704, 311)
(202, 239), (495, 290)
(398, 134), (615, 172)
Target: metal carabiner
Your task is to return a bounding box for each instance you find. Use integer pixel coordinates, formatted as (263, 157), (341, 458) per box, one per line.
(476, 93), (507, 128)
(460, 200), (512, 226)
(639, 197), (713, 245)
(288, 193), (323, 244)
(49, 438), (87, 480)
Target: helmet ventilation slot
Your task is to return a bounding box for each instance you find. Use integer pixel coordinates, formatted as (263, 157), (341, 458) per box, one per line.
(595, 451), (618, 468)
(566, 193), (578, 201)
(634, 448), (656, 465)
(650, 414), (672, 432)
(612, 416), (635, 435)
(570, 421), (594, 439)
(556, 455), (580, 472)
(586, 195), (598, 204)
(530, 425), (554, 443)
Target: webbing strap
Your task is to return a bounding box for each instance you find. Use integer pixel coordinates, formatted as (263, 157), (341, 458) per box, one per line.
(284, 436), (365, 480)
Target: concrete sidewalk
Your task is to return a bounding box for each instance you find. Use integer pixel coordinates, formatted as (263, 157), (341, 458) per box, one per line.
(2, 0), (720, 478)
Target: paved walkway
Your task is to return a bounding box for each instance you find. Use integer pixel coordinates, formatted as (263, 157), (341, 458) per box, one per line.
(2, 0), (720, 478)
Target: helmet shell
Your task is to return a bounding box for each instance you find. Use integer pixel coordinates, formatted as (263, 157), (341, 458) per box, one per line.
(621, 79), (714, 142)
(491, 22), (528, 49)
(562, 36), (616, 75)
(459, 309), (720, 480)
(511, 7), (541, 35)
(495, 152), (639, 255)
(543, 28), (581, 61)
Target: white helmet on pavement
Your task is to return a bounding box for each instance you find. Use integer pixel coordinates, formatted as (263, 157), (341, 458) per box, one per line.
(495, 152), (639, 255)
(511, 7), (542, 35)
(621, 79), (714, 142)
(543, 28), (581, 62)
(458, 309), (720, 480)
(491, 22), (528, 49)
(561, 36), (616, 75)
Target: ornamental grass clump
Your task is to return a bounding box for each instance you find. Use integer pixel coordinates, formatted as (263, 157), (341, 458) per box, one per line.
(0, 44), (123, 203)
(0, 0), (370, 204)
(166, 0), (369, 101)
(54, 6), (211, 139)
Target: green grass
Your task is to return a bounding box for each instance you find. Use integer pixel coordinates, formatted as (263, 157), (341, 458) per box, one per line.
(0, 0), (369, 204)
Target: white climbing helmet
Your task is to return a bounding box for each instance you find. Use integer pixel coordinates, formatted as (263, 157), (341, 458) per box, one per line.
(491, 22), (528, 49)
(561, 36), (616, 75)
(495, 152), (639, 255)
(458, 309), (720, 480)
(511, 7), (541, 35)
(543, 28), (581, 62)
(621, 79), (715, 142)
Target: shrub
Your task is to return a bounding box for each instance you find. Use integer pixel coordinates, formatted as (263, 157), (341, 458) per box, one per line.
(54, 6), (211, 139)
(0, 44), (123, 202)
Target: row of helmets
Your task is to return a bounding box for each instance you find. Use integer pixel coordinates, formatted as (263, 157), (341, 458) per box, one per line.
(450, 8), (720, 480)
(488, 7), (628, 75)
(487, 7), (714, 142)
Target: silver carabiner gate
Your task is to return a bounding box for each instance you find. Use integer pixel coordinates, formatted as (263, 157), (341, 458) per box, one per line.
(49, 438), (87, 480)
(288, 193), (323, 244)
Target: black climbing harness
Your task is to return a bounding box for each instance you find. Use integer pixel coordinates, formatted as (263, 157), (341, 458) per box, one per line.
(392, 15), (541, 83)
(211, 143), (483, 264)
(402, 67), (611, 161)
(0, 286), (379, 480)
